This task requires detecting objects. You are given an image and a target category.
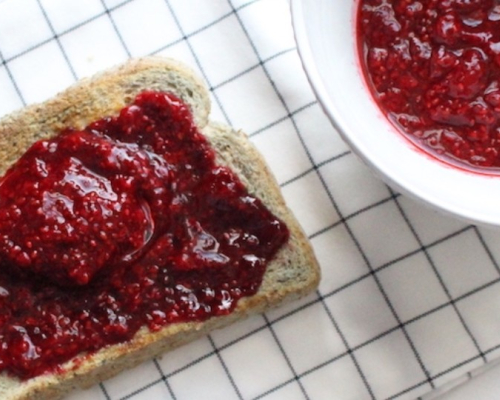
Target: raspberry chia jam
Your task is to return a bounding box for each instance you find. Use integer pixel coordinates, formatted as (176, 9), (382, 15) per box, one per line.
(0, 91), (289, 379)
(358, 0), (500, 170)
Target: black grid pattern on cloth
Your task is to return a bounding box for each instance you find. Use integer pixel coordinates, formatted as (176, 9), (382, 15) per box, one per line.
(1, 0), (500, 399)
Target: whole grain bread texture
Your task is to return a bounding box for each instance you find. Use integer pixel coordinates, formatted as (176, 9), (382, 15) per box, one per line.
(0, 56), (320, 400)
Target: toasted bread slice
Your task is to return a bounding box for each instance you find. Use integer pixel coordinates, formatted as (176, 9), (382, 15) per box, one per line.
(0, 57), (320, 400)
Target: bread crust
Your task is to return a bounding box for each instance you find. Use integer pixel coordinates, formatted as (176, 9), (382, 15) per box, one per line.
(0, 57), (320, 400)
(0, 57), (210, 176)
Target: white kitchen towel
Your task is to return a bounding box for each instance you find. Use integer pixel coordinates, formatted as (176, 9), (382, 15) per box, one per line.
(1, 1), (500, 399)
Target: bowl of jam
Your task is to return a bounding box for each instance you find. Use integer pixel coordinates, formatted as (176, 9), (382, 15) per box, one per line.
(292, 0), (500, 227)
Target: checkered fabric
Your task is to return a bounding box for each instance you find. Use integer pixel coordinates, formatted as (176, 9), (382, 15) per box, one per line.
(1, 1), (500, 399)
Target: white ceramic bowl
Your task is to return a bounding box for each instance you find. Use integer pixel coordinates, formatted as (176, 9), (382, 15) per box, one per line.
(291, 0), (500, 228)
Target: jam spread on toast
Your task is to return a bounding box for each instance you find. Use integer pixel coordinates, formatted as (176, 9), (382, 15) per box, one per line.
(0, 91), (289, 379)
(358, 0), (500, 170)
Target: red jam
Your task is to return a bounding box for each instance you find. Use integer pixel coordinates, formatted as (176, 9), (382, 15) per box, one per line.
(0, 91), (289, 379)
(358, 0), (500, 170)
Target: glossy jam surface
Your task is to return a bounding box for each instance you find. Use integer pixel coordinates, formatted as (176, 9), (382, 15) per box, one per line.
(358, 0), (500, 170)
(0, 91), (289, 379)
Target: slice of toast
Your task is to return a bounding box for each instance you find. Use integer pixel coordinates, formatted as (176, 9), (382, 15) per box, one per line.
(0, 57), (320, 400)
